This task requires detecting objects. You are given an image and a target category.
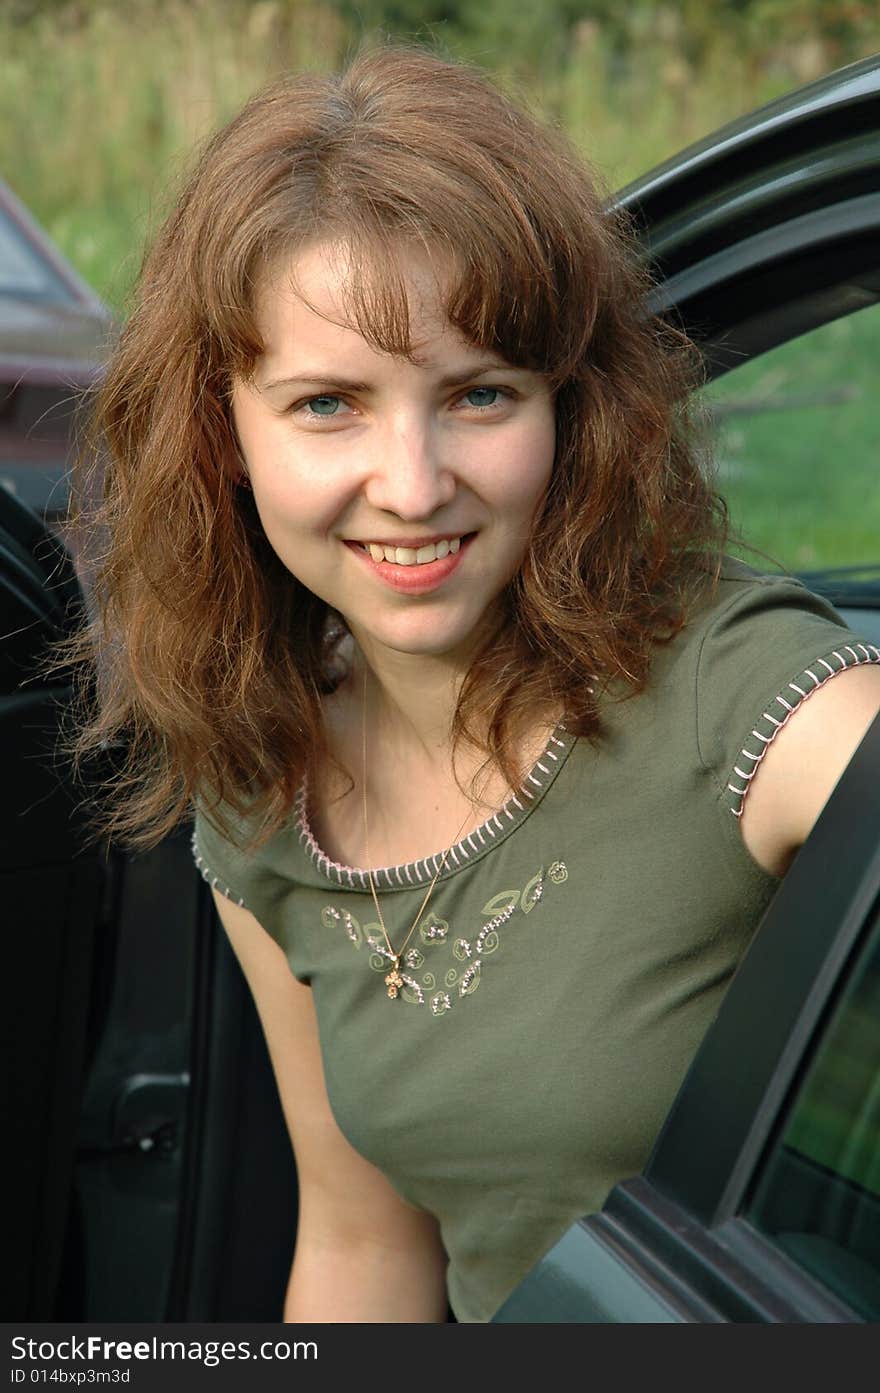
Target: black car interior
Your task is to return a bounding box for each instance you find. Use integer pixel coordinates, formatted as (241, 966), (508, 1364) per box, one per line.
(2, 486), (297, 1321)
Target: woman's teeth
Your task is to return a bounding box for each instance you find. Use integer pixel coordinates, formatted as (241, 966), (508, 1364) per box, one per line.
(364, 537), (463, 566)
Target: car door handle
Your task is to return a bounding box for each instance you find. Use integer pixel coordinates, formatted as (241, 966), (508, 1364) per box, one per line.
(77, 1071), (191, 1159)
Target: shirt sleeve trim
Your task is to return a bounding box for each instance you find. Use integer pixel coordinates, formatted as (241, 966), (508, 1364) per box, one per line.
(191, 830), (249, 909)
(726, 641), (880, 818)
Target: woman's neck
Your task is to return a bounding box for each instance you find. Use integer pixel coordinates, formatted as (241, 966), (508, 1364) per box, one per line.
(356, 656), (463, 779)
(341, 626), (487, 774)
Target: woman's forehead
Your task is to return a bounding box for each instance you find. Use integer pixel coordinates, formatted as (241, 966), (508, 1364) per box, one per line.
(251, 239), (477, 371)
(261, 239), (449, 315)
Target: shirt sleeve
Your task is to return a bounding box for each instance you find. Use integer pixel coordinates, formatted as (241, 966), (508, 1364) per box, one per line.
(694, 570), (880, 821)
(191, 799), (284, 935)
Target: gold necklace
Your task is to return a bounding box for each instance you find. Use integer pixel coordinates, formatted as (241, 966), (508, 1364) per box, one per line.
(360, 664), (476, 1000)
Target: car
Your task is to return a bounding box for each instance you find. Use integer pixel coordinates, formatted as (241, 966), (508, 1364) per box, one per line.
(0, 178), (113, 527)
(4, 51), (880, 1324)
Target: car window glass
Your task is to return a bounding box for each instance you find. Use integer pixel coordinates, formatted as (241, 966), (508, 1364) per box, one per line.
(744, 908), (880, 1319)
(700, 303), (880, 573)
(0, 211), (65, 299)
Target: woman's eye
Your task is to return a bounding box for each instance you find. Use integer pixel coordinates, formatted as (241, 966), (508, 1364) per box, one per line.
(462, 386), (502, 408)
(301, 395), (344, 417)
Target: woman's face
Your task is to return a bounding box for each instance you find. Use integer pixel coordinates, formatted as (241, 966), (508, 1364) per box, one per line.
(231, 242), (556, 670)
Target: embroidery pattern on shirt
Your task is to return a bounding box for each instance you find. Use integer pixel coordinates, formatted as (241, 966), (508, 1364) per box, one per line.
(322, 860), (567, 1017)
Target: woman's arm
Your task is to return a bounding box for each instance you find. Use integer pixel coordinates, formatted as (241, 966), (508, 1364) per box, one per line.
(210, 888), (449, 1323)
(740, 664), (880, 877)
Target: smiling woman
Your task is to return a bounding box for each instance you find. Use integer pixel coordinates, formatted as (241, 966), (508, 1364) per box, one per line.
(46, 43), (880, 1324)
(230, 241), (556, 680)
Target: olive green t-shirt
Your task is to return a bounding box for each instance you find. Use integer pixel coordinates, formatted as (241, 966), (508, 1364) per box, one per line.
(192, 559), (880, 1322)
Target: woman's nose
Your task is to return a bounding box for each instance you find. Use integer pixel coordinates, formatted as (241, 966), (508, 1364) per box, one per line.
(363, 417), (456, 519)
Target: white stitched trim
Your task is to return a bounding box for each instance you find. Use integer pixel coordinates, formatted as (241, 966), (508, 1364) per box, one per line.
(191, 836), (248, 909)
(289, 725), (571, 885)
(728, 643), (880, 818)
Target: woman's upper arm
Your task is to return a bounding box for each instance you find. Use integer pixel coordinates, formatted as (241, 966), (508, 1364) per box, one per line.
(739, 664), (880, 876)
(209, 887), (443, 1252)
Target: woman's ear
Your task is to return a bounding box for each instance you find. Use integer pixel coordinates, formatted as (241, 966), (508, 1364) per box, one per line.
(218, 440), (251, 489)
(219, 400), (252, 488)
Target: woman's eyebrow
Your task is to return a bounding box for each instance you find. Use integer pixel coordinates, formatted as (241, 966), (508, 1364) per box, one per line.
(259, 373), (369, 394)
(258, 361), (521, 394)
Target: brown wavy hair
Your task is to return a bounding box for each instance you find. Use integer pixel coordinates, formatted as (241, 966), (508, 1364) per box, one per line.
(49, 41), (729, 853)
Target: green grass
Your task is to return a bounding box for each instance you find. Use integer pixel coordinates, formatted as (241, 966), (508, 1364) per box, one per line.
(4, 3), (878, 568)
(783, 960), (880, 1198)
(703, 306), (880, 571)
(0, 0), (348, 310)
(5, 2), (879, 312)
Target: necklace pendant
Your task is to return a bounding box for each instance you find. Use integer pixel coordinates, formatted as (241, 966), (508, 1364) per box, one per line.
(385, 965), (404, 999)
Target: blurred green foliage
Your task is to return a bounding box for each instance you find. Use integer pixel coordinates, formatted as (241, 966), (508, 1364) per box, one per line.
(704, 306), (880, 569)
(3, 1), (877, 567)
(2, 0), (878, 310)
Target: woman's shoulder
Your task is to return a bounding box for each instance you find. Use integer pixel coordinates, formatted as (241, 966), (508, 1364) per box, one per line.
(634, 554), (855, 705)
(683, 554), (874, 704)
(191, 788), (301, 929)
(684, 553), (847, 639)
(669, 553), (879, 812)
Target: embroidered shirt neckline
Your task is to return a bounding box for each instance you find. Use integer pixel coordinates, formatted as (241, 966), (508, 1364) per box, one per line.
(295, 723), (575, 890)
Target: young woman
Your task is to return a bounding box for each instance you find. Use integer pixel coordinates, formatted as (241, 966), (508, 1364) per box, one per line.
(59, 45), (880, 1323)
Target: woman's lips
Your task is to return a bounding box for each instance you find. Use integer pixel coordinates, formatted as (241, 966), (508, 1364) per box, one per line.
(344, 533), (476, 594)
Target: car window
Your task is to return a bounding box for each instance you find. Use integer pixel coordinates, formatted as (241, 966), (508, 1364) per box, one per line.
(0, 207), (68, 300)
(744, 906), (880, 1320)
(701, 303), (880, 574)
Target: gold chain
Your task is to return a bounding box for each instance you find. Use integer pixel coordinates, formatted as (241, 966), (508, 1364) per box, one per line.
(361, 663), (476, 1000)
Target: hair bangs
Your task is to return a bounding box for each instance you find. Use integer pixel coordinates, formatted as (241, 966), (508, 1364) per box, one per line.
(246, 211), (579, 383)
